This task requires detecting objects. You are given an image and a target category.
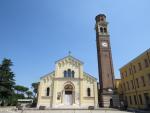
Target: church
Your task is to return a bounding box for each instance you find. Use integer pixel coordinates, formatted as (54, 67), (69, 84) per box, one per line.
(37, 14), (116, 109)
(37, 55), (98, 109)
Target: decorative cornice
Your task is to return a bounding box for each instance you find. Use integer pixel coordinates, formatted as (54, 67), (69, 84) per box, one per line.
(120, 48), (150, 70)
(83, 97), (95, 99)
(40, 71), (55, 80)
(41, 96), (52, 99)
(53, 78), (83, 81)
(84, 72), (97, 80)
(96, 34), (110, 37)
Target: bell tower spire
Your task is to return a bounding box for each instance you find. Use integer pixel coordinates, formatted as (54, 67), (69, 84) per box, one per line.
(95, 14), (109, 36)
(95, 14), (115, 107)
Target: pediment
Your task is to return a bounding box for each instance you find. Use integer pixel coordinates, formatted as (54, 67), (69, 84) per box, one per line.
(55, 55), (83, 67)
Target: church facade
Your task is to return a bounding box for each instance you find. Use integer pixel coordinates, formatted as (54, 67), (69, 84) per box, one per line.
(37, 55), (98, 109)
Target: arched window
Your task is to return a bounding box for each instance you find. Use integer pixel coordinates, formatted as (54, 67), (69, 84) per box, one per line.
(46, 87), (50, 96)
(72, 71), (75, 78)
(100, 17), (104, 21)
(100, 27), (103, 33)
(64, 69), (75, 78)
(64, 71), (67, 77)
(87, 88), (91, 97)
(68, 69), (71, 77)
(104, 28), (107, 33)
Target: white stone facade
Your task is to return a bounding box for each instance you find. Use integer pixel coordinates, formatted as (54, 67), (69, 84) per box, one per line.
(37, 55), (98, 109)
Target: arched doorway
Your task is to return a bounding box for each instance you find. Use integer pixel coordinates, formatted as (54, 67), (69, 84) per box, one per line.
(64, 84), (73, 105)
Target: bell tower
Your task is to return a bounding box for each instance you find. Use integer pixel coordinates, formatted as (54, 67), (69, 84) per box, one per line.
(95, 14), (115, 107)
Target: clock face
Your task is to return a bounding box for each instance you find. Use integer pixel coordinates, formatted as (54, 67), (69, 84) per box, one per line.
(102, 42), (108, 47)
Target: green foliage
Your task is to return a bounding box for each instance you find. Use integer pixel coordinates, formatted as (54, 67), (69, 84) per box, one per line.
(31, 82), (39, 98)
(26, 91), (33, 98)
(7, 93), (25, 106)
(31, 97), (37, 107)
(31, 82), (39, 107)
(14, 85), (29, 94)
(31, 82), (39, 97)
(0, 58), (15, 106)
(0, 58), (34, 106)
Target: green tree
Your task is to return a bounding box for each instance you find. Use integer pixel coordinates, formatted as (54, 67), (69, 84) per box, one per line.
(14, 85), (29, 95)
(11, 85), (30, 106)
(0, 58), (15, 106)
(31, 82), (39, 97)
(31, 82), (39, 107)
(26, 91), (33, 99)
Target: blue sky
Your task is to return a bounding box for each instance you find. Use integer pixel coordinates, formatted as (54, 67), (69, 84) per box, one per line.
(0, 0), (150, 88)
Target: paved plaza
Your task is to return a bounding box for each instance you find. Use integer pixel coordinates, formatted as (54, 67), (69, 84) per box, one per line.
(0, 108), (139, 113)
(1, 107), (149, 113)
(0, 110), (133, 113)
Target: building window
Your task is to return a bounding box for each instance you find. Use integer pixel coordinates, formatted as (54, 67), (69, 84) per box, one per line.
(138, 62), (142, 71)
(136, 78), (139, 88)
(64, 69), (75, 78)
(72, 71), (75, 78)
(46, 87), (50, 96)
(144, 93), (149, 108)
(139, 95), (143, 105)
(144, 59), (149, 68)
(87, 88), (91, 97)
(125, 71), (127, 76)
(131, 80), (134, 89)
(141, 76), (146, 87)
(127, 81), (130, 90)
(129, 96), (132, 105)
(133, 65), (136, 73)
(129, 68), (132, 75)
(122, 71), (127, 77)
(134, 95), (137, 105)
(100, 27), (103, 33)
(68, 69), (71, 77)
(64, 71), (67, 77)
(123, 83), (126, 91)
(104, 28), (107, 33)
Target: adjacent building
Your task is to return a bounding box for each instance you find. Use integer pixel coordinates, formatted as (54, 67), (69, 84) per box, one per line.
(114, 79), (122, 94)
(120, 49), (150, 109)
(37, 55), (98, 109)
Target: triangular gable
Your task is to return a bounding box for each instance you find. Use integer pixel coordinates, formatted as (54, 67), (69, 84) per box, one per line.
(40, 71), (55, 79)
(84, 72), (97, 80)
(55, 55), (84, 65)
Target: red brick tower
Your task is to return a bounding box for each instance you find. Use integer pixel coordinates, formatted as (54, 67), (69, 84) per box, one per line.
(95, 14), (115, 107)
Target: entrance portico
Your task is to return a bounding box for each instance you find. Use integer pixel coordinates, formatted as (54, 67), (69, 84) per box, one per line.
(64, 84), (73, 105)
(63, 83), (75, 106)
